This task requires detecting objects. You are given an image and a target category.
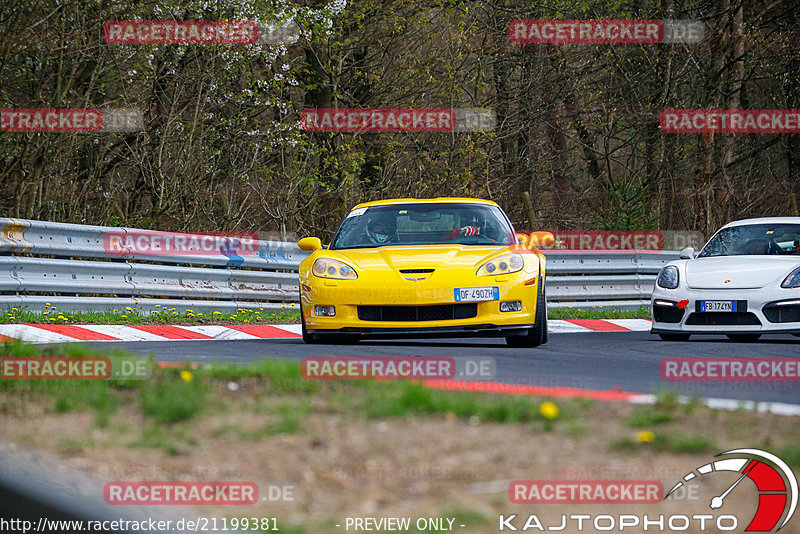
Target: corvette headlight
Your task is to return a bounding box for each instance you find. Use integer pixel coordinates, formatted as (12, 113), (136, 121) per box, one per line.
(312, 258), (357, 280)
(656, 265), (679, 289)
(477, 253), (524, 276)
(781, 266), (800, 288)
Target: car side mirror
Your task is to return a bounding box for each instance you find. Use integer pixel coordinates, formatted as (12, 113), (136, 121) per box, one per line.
(679, 246), (695, 259)
(298, 237), (323, 251)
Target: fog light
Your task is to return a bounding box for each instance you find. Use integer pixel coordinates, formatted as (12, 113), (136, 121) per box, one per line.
(500, 301), (522, 312)
(314, 305), (336, 317)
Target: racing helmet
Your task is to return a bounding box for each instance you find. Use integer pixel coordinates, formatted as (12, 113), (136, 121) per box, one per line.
(366, 216), (397, 244)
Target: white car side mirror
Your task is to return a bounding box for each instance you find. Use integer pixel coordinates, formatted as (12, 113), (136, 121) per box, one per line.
(679, 247), (696, 259)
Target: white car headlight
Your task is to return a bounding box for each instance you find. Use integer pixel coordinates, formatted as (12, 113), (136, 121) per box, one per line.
(657, 265), (679, 289)
(477, 253), (524, 276)
(312, 258), (357, 280)
(781, 266), (800, 288)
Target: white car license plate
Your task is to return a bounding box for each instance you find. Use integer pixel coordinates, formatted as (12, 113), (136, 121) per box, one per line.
(454, 286), (499, 302)
(700, 300), (737, 312)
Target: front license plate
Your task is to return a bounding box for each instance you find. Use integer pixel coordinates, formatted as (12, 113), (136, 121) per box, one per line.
(454, 286), (499, 302)
(700, 300), (737, 312)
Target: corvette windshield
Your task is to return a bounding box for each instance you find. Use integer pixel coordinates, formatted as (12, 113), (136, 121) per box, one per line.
(329, 203), (516, 249)
(698, 223), (800, 257)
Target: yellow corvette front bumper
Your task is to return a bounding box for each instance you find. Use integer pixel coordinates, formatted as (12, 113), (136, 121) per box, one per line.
(300, 271), (541, 337)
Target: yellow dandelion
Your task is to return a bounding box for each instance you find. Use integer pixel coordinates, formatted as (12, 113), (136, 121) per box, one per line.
(42, 311), (49, 315)
(11, 308), (18, 311)
(539, 401), (559, 420)
(125, 307), (133, 311)
(214, 311), (222, 315)
(180, 370), (193, 382)
(637, 430), (655, 443)
(121, 314), (128, 318)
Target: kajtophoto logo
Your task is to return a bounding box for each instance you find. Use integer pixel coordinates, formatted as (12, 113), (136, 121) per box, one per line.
(499, 448), (796, 532)
(665, 448), (797, 532)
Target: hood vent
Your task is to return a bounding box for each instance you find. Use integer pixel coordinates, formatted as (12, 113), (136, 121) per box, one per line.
(399, 269), (435, 274)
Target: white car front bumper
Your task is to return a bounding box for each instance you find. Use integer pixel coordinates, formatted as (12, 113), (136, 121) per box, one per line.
(650, 287), (800, 335)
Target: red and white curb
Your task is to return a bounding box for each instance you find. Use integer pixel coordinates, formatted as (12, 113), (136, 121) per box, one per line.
(0, 320), (649, 343)
(548, 318), (652, 333)
(0, 324), (302, 343)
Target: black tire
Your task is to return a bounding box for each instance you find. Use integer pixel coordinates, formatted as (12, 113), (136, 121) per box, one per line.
(505, 278), (546, 348)
(300, 309), (320, 344)
(726, 334), (761, 342)
(658, 333), (691, 341)
(541, 281), (548, 344)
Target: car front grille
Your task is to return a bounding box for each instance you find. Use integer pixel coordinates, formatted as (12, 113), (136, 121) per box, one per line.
(357, 304), (478, 322)
(685, 312), (761, 326)
(653, 302), (685, 324)
(763, 303), (800, 323)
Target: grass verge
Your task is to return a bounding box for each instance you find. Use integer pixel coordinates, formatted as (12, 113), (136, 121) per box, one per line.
(0, 306), (300, 325)
(548, 306), (651, 319)
(1, 306), (649, 324)
(3, 339), (794, 468)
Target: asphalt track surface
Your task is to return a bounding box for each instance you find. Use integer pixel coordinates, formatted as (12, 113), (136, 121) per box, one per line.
(87, 331), (800, 405)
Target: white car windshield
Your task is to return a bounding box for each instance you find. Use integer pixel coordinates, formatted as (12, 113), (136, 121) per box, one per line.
(329, 203), (516, 249)
(698, 223), (800, 257)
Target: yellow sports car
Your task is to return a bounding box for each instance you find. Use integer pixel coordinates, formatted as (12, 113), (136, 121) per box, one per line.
(297, 198), (551, 347)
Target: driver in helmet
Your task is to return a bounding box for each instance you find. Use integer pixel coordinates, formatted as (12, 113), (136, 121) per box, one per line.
(366, 215), (398, 244)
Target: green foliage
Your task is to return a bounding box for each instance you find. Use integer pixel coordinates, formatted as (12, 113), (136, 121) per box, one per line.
(139, 371), (207, 424)
(0, 307), (300, 325)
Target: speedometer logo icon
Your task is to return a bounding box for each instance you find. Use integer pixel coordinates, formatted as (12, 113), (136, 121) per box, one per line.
(665, 448), (798, 531)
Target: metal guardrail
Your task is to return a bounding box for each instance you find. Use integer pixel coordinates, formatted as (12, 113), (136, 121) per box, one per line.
(0, 218), (307, 313)
(0, 218), (678, 313)
(544, 250), (679, 310)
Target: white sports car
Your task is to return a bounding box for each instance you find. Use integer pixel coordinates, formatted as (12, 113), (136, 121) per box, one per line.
(650, 217), (800, 341)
